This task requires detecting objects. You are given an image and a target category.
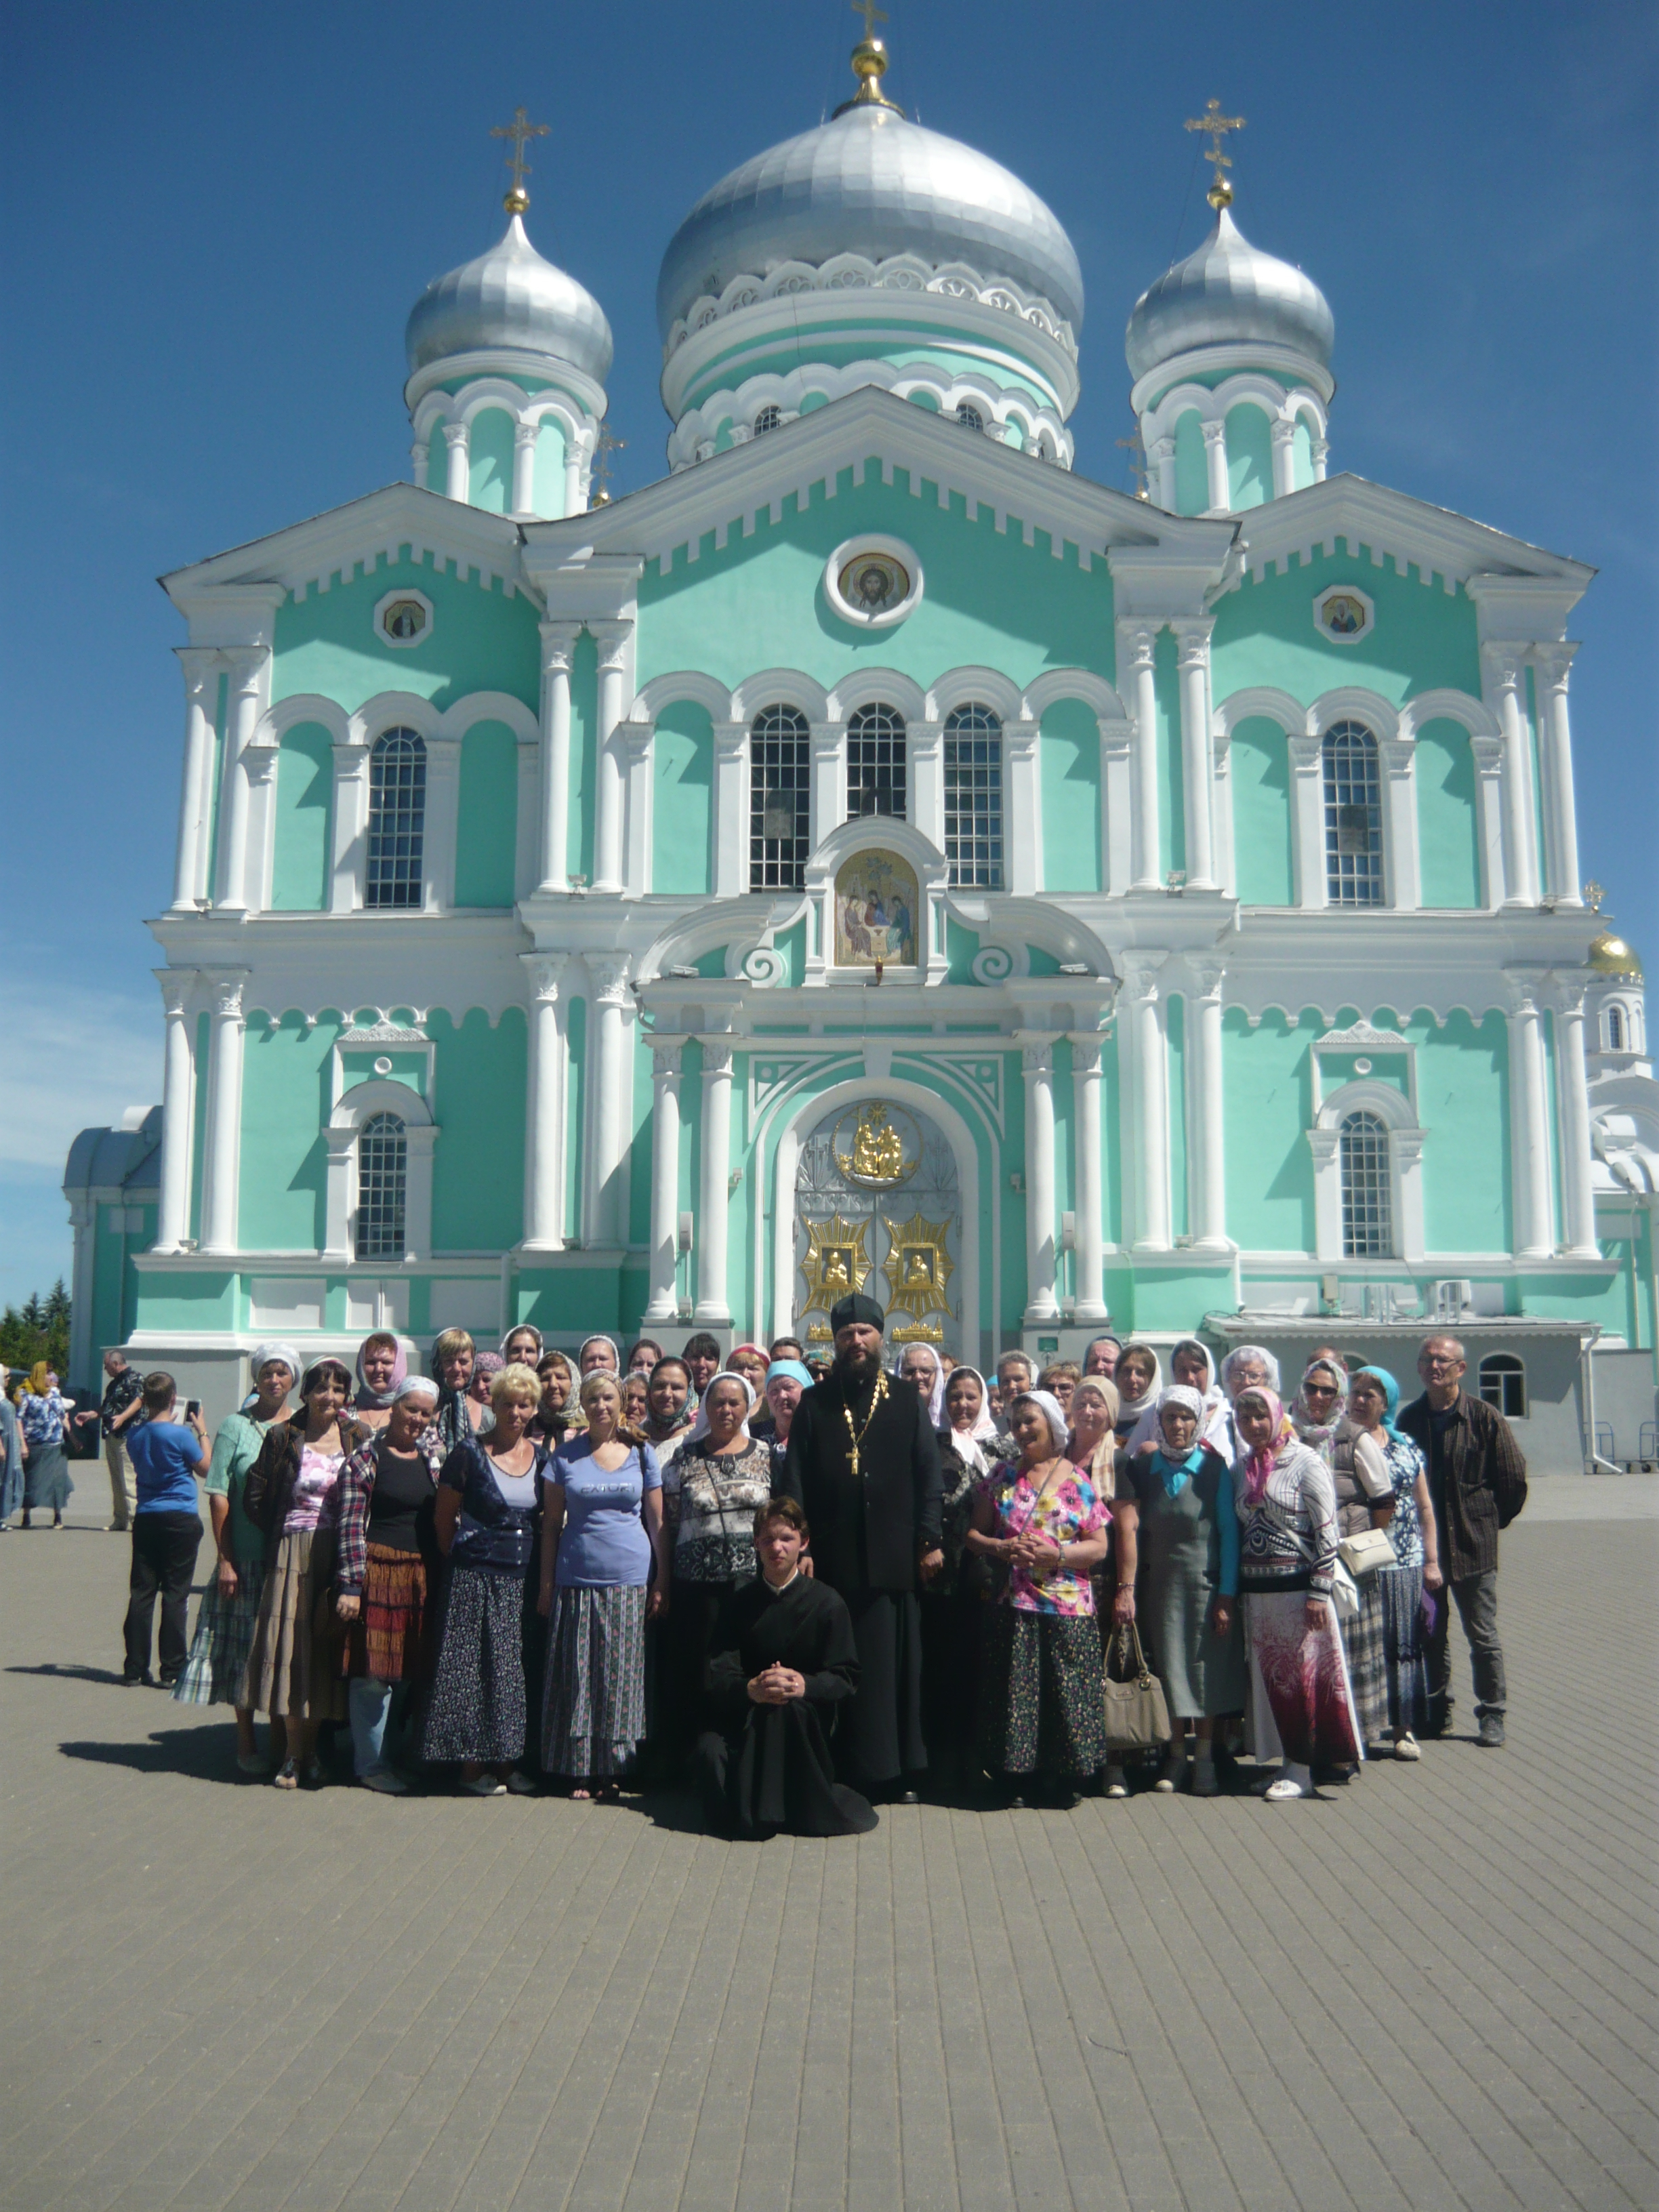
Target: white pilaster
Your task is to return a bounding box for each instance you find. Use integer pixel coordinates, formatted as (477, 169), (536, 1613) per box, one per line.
(155, 969), (198, 1252)
(1504, 974), (1555, 1260)
(1187, 959), (1229, 1250)
(1172, 619), (1216, 889)
(1116, 621), (1162, 890)
(712, 720), (749, 898)
(1379, 733), (1420, 911)
(583, 954), (632, 1246)
(644, 1039), (684, 1322)
(1288, 731), (1329, 908)
(1211, 725), (1236, 898)
(808, 720), (844, 851)
(199, 971), (249, 1256)
(1019, 1037), (1059, 1322)
(1069, 1033), (1107, 1321)
(1120, 953), (1171, 1251)
(621, 718), (653, 892)
(1553, 975), (1599, 1258)
(536, 620), (579, 893)
(1269, 418), (1296, 499)
(1004, 718), (1041, 894)
(511, 419), (539, 516)
(171, 649), (220, 909)
(443, 420), (469, 501)
(422, 736), (461, 912)
(1202, 419), (1229, 512)
(1534, 646), (1583, 907)
(590, 621), (630, 895)
(1099, 719), (1134, 895)
(1151, 435), (1176, 510)
(1312, 435), (1329, 483)
(695, 1038), (735, 1324)
(564, 426), (590, 520)
(66, 1197), (96, 1389)
(521, 953), (569, 1251)
(1483, 644), (1539, 907)
(909, 718), (945, 853)
(329, 740), (371, 912)
(1471, 732), (1507, 909)
(213, 652), (264, 910)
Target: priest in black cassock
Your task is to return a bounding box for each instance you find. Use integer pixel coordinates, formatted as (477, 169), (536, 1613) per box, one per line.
(776, 1293), (943, 1801)
(697, 1494), (878, 1839)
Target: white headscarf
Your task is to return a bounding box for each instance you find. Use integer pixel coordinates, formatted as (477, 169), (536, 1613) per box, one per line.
(1129, 1343), (1233, 1458)
(1112, 1345), (1163, 1435)
(939, 1364), (1000, 1477)
(1012, 1387), (1071, 1460)
(250, 1340), (301, 1389)
(897, 1344), (946, 1426)
(577, 1334), (620, 1374)
(686, 1368), (755, 1446)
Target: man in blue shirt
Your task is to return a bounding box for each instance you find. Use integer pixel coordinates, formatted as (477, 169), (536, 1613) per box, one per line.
(123, 1372), (208, 1687)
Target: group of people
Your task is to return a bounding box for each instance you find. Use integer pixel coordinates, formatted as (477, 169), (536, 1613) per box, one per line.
(103, 1303), (1528, 1835)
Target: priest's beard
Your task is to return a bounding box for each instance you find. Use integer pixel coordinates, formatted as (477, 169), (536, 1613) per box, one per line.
(834, 1345), (882, 1393)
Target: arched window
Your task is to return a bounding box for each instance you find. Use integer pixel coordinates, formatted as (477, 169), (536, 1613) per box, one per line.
(753, 404), (781, 436)
(1338, 1109), (1392, 1257)
(365, 728), (426, 909)
(943, 702), (1004, 887)
(1478, 1352), (1527, 1420)
(846, 703), (907, 819)
(355, 1112), (407, 1260)
(749, 703), (811, 889)
(1322, 720), (1383, 906)
(955, 401), (985, 432)
(1606, 1005), (1626, 1052)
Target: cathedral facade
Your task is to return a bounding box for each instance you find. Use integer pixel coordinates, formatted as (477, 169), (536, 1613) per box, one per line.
(66, 40), (1657, 1469)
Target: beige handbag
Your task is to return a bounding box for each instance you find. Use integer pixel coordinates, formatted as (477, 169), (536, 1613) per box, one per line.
(1102, 1623), (1171, 1749)
(1338, 1526), (1397, 1579)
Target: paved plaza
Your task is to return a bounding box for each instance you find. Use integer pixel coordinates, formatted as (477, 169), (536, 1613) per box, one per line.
(2, 1483), (1655, 2212)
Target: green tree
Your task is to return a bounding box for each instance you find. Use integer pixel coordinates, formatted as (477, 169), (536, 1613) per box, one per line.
(0, 1284), (72, 1380)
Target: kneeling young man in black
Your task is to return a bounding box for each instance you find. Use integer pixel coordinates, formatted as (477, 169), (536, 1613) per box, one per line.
(697, 1496), (878, 1840)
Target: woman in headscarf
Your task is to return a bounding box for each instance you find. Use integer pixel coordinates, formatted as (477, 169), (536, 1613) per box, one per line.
(624, 1338), (663, 1376)
(1292, 1355), (1393, 1760)
(173, 1342), (298, 1769)
(964, 1390), (1110, 1807)
(577, 1334), (620, 1378)
(466, 1351), (504, 1440)
(1068, 1375), (1136, 1795)
(726, 1343), (771, 1397)
(640, 1355), (695, 1467)
(1109, 1344), (1162, 1446)
(352, 1332), (405, 1434)
(501, 1324), (543, 1368)
(18, 1361), (73, 1528)
(922, 1364), (1008, 1786)
(429, 1328), (475, 1452)
(897, 1343), (947, 1427)
(0, 1383), (22, 1530)
(1122, 1385), (1244, 1795)
(758, 1358), (812, 1483)
(1124, 1339), (1233, 1460)
(1349, 1367), (1442, 1759)
(1231, 1386), (1361, 1799)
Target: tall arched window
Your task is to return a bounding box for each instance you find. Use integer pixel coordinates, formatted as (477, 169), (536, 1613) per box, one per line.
(750, 703), (811, 889)
(846, 703), (907, 819)
(1322, 720), (1383, 906)
(355, 1112), (407, 1260)
(1478, 1352), (1527, 1420)
(1606, 1005), (1626, 1052)
(365, 729), (426, 909)
(943, 702), (1004, 887)
(1339, 1109), (1392, 1256)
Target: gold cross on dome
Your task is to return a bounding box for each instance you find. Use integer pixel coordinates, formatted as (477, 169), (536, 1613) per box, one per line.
(588, 421), (626, 508)
(1185, 98), (1246, 208)
(491, 105), (549, 213)
(851, 0), (888, 37)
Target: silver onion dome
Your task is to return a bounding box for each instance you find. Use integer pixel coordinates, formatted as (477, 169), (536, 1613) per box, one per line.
(656, 102), (1084, 340)
(1125, 206), (1332, 384)
(406, 215), (613, 384)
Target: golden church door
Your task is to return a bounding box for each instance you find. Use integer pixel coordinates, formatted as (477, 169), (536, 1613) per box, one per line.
(794, 1101), (960, 1354)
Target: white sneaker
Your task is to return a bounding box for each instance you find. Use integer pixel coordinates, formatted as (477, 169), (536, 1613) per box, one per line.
(1103, 1764), (1128, 1799)
(504, 1769), (539, 1796)
(462, 1773), (506, 1797)
(1393, 1734), (1421, 1761)
(362, 1769), (410, 1795)
(1263, 1775), (1309, 1801)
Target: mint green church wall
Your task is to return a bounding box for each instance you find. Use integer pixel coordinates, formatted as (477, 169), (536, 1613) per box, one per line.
(652, 699), (714, 895)
(636, 462), (1115, 694)
(1155, 630), (1184, 878)
(1173, 411), (1207, 516)
(1229, 716), (1294, 904)
(1222, 1010), (1317, 1252)
(468, 409), (515, 514)
(532, 418), (567, 517)
(271, 723), (333, 911)
(272, 551), (539, 717)
(1292, 421), (1314, 490)
(1039, 699), (1101, 892)
(1226, 403), (1273, 510)
(1210, 543), (1482, 708)
(238, 1013), (337, 1250)
(430, 1009), (526, 1252)
(1410, 1009), (1511, 1252)
(1414, 719), (1481, 907)
(453, 720), (518, 907)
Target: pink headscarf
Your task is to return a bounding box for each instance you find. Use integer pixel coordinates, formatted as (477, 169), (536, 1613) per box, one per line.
(1237, 1387), (1286, 1507)
(354, 1332), (408, 1411)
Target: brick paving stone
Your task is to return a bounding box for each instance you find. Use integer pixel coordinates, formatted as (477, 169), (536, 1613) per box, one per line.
(1, 1499), (1655, 2211)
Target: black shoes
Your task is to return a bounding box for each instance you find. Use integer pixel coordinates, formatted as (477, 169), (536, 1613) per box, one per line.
(1476, 1712), (1505, 1748)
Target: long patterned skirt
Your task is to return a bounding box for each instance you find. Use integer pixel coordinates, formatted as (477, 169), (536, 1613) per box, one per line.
(541, 1584), (648, 1782)
(1243, 1587), (1362, 1771)
(419, 1563), (528, 1766)
(239, 1529), (348, 1721)
(22, 1442), (72, 1512)
(1339, 1572), (1391, 1747)
(339, 1544), (430, 1684)
(174, 1557), (266, 1706)
(1378, 1562), (1431, 1736)
(977, 1605), (1107, 1780)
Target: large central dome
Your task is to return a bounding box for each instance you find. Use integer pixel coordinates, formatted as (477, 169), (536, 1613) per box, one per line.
(657, 101), (1084, 342)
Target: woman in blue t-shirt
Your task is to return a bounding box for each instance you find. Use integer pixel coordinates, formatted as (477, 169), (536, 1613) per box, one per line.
(538, 1370), (668, 1801)
(123, 1371), (209, 1686)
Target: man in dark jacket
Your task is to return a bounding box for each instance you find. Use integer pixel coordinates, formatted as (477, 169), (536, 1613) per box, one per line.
(1399, 1334), (1528, 1747)
(777, 1294), (943, 1801)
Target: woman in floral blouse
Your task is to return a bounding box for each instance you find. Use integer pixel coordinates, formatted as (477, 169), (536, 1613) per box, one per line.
(965, 1389), (1110, 1806)
(18, 1362), (74, 1528)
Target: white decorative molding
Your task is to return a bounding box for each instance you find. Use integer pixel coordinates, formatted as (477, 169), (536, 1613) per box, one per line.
(1309, 1076), (1426, 1265)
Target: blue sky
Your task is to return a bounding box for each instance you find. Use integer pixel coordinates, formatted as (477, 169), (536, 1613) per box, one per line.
(3, 0), (1654, 1307)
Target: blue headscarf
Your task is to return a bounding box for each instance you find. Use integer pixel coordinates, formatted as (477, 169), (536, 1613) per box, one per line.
(766, 1359), (814, 1392)
(1354, 1366), (1403, 1440)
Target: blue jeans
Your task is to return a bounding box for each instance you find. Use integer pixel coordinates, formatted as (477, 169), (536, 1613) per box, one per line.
(348, 1676), (411, 1778)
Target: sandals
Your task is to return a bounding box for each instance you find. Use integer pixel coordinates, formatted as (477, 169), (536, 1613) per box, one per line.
(1103, 1764), (1128, 1800)
(272, 1758), (300, 1790)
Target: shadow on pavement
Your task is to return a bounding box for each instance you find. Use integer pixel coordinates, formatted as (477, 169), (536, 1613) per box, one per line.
(8, 1662), (130, 1685)
(58, 1724), (247, 1783)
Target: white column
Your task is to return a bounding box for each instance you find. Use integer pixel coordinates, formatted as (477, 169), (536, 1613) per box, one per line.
(1288, 731), (1329, 907)
(1117, 621), (1161, 889)
(1504, 975), (1555, 1260)
(213, 653), (264, 910)
(1172, 619), (1216, 889)
(809, 719), (843, 846)
(1553, 977), (1599, 1258)
(1004, 719), (1041, 894)
(155, 969), (198, 1252)
(1020, 1038), (1059, 1322)
(1270, 417), (1296, 499)
(1483, 644), (1538, 907)
(1471, 733), (1507, 909)
(712, 720), (749, 898)
(695, 1038), (734, 1324)
(443, 421), (469, 501)
(329, 741), (371, 911)
(909, 718), (945, 853)
(1187, 960), (1229, 1250)
(1202, 418), (1229, 512)
(590, 621), (630, 895)
(171, 649), (220, 909)
(1099, 721), (1134, 895)
(583, 954), (632, 1247)
(1211, 725), (1237, 897)
(1534, 646), (1583, 906)
(644, 1039), (684, 1322)
(536, 620), (579, 893)
(199, 971), (249, 1256)
(422, 737), (461, 911)
(1312, 435), (1329, 483)
(511, 419), (539, 516)
(66, 1199), (96, 1388)
(521, 953), (568, 1250)
(1378, 735), (1420, 911)
(1069, 1033), (1107, 1321)
(1120, 953), (1171, 1251)
(1151, 435), (1176, 510)
(411, 439), (428, 491)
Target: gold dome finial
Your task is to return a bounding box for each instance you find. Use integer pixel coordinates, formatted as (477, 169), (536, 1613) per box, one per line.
(491, 104), (550, 216)
(1582, 885), (1643, 979)
(1185, 98), (1246, 210)
(847, 0), (902, 111)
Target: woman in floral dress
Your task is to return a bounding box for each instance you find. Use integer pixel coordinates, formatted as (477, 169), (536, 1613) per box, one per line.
(965, 1389), (1110, 1805)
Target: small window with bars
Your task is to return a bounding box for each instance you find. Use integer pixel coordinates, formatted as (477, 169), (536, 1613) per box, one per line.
(1478, 1353), (1527, 1420)
(753, 405), (781, 436)
(365, 728), (426, 909)
(846, 702), (907, 820)
(1338, 1110), (1392, 1258)
(750, 703), (811, 888)
(956, 401), (985, 431)
(1322, 721), (1383, 906)
(355, 1112), (407, 1261)
(943, 703), (1004, 887)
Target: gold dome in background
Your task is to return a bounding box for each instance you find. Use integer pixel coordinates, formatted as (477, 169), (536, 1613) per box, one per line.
(1589, 930), (1643, 979)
